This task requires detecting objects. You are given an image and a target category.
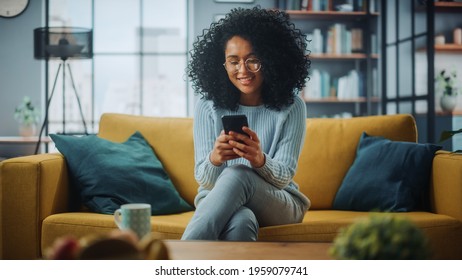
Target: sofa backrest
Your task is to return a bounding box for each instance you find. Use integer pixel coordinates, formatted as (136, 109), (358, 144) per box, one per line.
(295, 114), (417, 209)
(98, 113), (417, 210)
(98, 113), (197, 206)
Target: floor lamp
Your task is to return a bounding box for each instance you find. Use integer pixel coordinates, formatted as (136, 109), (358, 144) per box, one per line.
(33, 27), (93, 154)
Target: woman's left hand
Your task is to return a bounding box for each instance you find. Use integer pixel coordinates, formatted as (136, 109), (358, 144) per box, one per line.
(228, 127), (265, 168)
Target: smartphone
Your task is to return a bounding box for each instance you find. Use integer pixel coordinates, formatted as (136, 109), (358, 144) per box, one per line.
(221, 114), (249, 136)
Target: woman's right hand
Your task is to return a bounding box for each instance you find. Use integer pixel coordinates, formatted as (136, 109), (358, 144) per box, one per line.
(209, 130), (240, 166)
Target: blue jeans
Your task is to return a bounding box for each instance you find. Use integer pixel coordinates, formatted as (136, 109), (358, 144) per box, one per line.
(181, 164), (307, 241)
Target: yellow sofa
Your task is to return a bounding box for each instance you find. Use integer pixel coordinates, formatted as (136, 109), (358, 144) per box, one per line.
(1, 113), (462, 259)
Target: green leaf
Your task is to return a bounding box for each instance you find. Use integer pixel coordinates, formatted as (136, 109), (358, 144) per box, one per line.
(439, 129), (462, 143)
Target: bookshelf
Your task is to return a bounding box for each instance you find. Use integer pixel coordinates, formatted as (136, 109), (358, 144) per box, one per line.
(434, 1), (462, 10)
(433, 1), (462, 54)
(279, 0), (380, 118)
(381, 0), (462, 147)
(420, 2), (462, 54)
(286, 10), (379, 18)
(434, 44), (462, 53)
(433, 1), (462, 150)
(419, 44), (462, 53)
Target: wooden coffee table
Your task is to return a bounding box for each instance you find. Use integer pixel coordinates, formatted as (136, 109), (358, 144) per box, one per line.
(163, 240), (333, 260)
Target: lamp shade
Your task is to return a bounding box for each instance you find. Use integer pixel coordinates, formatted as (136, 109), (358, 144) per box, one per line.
(34, 27), (93, 60)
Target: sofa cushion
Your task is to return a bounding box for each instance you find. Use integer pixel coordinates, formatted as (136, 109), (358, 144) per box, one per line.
(295, 114), (418, 210)
(257, 210), (462, 259)
(50, 131), (193, 215)
(332, 132), (441, 212)
(98, 114), (197, 206)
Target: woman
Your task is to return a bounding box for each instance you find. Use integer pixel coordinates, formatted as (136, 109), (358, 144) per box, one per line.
(181, 6), (311, 241)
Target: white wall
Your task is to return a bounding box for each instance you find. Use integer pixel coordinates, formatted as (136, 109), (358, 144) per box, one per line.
(0, 0), (44, 136)
(0, 0), (277, 136)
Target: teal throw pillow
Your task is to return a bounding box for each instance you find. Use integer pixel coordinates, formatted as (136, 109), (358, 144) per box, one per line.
(50, 132), (193, 215)
(333, 132), (441, 212)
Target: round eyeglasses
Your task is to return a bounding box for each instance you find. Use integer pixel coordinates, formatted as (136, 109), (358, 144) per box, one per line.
(223, 58), (262, 73)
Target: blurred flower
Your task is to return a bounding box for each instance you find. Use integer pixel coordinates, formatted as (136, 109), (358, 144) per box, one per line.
(436, 69), (459, 96)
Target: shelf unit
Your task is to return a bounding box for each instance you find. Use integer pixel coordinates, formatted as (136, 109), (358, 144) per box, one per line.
(381, 0), (462, 149)
(419, 44), (462, 53)
(434, 44), (462, 53)
(281, 0), (380, 118)
(429, 2), (462, 54)
(286, 10), (379, 18)
(430, 1), (462, 118)
(433, 1), (462, 150)
(435, 1), (462, 10)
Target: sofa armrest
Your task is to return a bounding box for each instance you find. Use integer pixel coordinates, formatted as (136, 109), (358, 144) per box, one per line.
(0, 153), (69, 259)
(431, 151), (462, 222)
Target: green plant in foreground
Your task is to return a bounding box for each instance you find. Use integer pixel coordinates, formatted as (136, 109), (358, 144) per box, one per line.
(330, 214), (430, 260)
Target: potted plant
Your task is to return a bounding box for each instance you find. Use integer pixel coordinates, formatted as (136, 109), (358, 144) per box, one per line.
(435, 69), (459, 112)
(329, 214), (430, 260)
(439, 128), (462, 153)
(14, 96), (41, 137)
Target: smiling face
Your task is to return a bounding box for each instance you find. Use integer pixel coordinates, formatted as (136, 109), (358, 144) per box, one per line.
(224, 36), (264, 106)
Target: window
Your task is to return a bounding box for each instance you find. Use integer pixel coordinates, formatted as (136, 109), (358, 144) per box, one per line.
(47, 0), (188, 134)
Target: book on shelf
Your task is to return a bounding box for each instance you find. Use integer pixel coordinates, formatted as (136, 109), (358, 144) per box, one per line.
(334, 0), (364, 12)
(277, 0), (302, 10)
(372, 67), (378, 97)
(312, 0), (330, 11)
(303, 69), (363, 100)
(304, 69), (322, 99)
(351, 28), (363, 53)
(369, 0), (378, 13)
(370, 33), (378, 54)
(276, 0), (330, 11)
(304, 69), (327, 99)
(277, 0), (367, 12)
(307, 28), (324, 54)
(337, 70), (364, 99)
(307, 24), (363, 54)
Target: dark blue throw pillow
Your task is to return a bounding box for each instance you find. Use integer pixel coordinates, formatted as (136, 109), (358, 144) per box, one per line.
(50, 132), (193, 215)
(333, 132), (441, 212)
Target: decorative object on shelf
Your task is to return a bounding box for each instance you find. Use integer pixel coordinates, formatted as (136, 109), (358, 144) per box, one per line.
(435, 34), (446, 45)
(454, 28), (462, 45)
(329, 214), (430, 260)
(436, 69), (459, 112)
(14, 96), (40, 137)
(214, 0), (254, 3)
(440, 94), (458, 112)
(33, 27), (93, 153)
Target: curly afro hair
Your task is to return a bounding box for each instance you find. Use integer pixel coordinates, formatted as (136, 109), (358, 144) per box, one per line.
(188, 6), (310, 111)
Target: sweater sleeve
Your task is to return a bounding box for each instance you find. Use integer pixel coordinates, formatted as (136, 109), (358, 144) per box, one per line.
(253, 96), (307, 188)
(193, 99), (225, 190)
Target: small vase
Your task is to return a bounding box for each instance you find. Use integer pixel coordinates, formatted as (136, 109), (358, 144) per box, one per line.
(19, 123), (37, 137)
(440, 95), (457, 113)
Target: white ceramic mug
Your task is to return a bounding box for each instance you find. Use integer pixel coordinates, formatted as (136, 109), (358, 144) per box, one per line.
(114, 203), (152, 239)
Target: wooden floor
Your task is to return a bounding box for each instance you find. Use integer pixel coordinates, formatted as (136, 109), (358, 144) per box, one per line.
(163, 240), (333, 260)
